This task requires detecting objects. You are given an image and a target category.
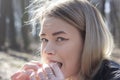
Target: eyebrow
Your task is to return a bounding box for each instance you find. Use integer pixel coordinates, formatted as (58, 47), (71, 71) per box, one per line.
(40, 31), (67, 36)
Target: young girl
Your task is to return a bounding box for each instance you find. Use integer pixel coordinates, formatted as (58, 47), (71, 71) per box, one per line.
(11, 0), (120, 80)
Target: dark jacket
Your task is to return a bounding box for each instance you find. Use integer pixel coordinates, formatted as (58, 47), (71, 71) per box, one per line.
(93, 59), (120, 80)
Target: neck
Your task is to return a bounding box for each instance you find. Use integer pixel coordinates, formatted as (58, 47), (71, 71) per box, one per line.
(67, 73), (80, 80)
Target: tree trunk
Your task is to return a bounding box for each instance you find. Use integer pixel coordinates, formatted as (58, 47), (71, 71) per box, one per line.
(109, 0), (120, 48)
(21, 0), (31, 52)
(6, 0), (20, 50)
(0, 0), (6, 51)
(89, 0), (120, 48)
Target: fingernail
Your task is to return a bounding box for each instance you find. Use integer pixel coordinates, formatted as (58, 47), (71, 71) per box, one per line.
(30, 72), (36, 80)
(26, 70), (33, 75)
(43, 64), (49, 68)
(37, 68), (43, 74)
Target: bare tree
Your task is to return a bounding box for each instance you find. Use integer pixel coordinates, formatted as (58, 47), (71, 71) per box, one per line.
(6, 0), (20, 50)
(0, 0), (20, 51)
(21, 0), (32, 52)
(109, 0), (120, 48)
(89, 0), (120, 48)
(0, 0), (6, 51)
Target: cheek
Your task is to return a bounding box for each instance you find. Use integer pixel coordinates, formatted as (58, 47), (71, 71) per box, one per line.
(59, 41), (83, 77)
(40, 44), (46, 56)
(64, 42), (82, 64)
(59, 40), (83, 58)
(40, 53), (45, 63)
(40, 47), (46, 64)
(40, 54), (49, 64)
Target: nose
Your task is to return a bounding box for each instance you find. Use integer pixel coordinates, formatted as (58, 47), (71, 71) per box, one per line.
(43, 42), (55, 55)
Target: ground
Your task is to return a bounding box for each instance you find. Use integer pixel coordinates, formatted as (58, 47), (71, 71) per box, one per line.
(0, 48), (120, 80)
(0, 50), (40, 80)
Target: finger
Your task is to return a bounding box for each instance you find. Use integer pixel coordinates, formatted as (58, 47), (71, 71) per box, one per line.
(25, 70), (34, 76)
(11, 70), (30, 80)
(50, 63), (64, 78)
(30, 60), (42, 67)
(22, 63), (40, 71)
(43, 64), (55, 80)
(30, 72), (36, 80)
(37, 68), (46, 80)
(11, 72), (21, 80)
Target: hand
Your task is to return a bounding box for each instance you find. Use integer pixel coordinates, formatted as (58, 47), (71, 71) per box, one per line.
(11, 61), (42, 80)
(11, 61), (65, 80)
(34, 63), (65, 80)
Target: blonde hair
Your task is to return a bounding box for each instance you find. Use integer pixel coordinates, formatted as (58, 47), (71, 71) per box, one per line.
(29, 0), (114, 79)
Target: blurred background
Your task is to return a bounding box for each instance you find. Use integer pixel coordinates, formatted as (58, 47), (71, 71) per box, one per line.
(0, 0), (120, 80)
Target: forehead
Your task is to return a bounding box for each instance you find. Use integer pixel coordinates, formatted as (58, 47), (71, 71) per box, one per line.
(40, 17), (79, 35)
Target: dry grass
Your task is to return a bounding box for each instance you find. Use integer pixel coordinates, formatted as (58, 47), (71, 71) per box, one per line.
(0, 50), (40, 80)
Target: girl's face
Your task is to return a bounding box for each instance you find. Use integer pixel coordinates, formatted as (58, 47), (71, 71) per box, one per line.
(40, 17), (83, 78)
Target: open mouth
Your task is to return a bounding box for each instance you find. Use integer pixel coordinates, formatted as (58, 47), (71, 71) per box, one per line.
(47, 60), (63, 68)
(56, 62), (63, 68)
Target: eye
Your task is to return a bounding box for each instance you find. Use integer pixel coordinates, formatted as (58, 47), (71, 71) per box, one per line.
(41, 38), (48, 43)
(57, 37), (69, 42)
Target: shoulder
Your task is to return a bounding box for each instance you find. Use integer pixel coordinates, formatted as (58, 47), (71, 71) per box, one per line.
(93, 59), (120, 80)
